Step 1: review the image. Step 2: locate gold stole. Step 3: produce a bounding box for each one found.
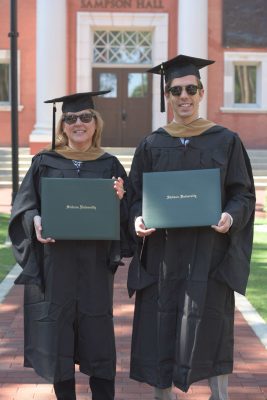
[163,118,216,138]
[54,145,105,161]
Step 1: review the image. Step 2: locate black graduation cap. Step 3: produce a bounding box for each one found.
[44,90,110,149]
[147,54,215,112]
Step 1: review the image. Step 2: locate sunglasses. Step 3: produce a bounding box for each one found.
[168,84,202,97]
[63,113,95,125]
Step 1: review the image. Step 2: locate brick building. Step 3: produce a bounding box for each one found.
[0,0,267,153]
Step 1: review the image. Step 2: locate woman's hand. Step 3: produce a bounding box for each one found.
[211,212,233,234]
[113,177,126,200]
[135,216,156,237]
[33,215,55,243]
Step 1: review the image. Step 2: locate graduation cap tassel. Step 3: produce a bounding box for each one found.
[160,64,165,113]
[52,102,56,150]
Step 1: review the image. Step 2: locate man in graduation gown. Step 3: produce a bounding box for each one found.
[9,91,130,400]
[127,55,255,400]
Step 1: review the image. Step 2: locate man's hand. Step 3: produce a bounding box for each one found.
[211,212,233,234]
[33,215,55,243]
[135,216,156,237]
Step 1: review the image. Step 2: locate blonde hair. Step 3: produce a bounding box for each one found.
[54,109,104,149]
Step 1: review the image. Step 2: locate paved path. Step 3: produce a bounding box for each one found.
[0,188,13,215]
[0,259,267,400]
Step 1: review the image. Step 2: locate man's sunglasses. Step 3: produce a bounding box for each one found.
[63,113,95,125]
[168,84,202,97]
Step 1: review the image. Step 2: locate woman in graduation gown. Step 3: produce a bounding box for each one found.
[9,91,130,400]
[127,56,256,400]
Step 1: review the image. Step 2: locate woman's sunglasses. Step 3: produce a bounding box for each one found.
[63,113,95,125]
[168,84,202,97]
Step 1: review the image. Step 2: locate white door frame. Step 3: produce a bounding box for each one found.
[77,11,168,131]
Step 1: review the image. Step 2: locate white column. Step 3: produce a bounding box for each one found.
[30,0,67,144]
[178,0,209,118]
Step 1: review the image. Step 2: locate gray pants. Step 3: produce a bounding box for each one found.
[208,375,229,400]
[154,387,174,400]
[154,375,229,400]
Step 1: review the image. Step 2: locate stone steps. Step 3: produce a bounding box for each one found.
[0,147,134,187]
[0,147,267,188]
[247,150,267,184]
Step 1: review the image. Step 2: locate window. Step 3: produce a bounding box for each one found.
[0,59,10,104]
[223,0,267,48]
[128,73,148,98]
[0,49,22,111]
[93,30,152,65]
[234,65,256,104]
[222,52,267,113]
[98,73,117,97]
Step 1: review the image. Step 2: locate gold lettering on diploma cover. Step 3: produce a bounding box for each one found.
[66,205,97,210]
[165,194,198,200]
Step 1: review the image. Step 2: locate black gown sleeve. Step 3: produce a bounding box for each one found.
[127,140,158,296]
[214,133,256,294]
[8,155,45,289]
[127,140,152,242]
[110,157,133,259]
[223,134,256,232]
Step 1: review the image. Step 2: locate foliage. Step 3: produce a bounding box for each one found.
[0,213,15,282]
[246,229,267,322]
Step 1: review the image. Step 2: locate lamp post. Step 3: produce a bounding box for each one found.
[8,0,19,205]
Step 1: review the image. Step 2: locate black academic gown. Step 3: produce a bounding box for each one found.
[9,150,130,383]
[127,125,255,392]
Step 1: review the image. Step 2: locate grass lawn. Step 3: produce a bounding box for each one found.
[246,225,267,322]
[0,213,16,282]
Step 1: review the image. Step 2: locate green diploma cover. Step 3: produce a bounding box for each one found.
[142,169,221,228]
[41,178,120,240]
